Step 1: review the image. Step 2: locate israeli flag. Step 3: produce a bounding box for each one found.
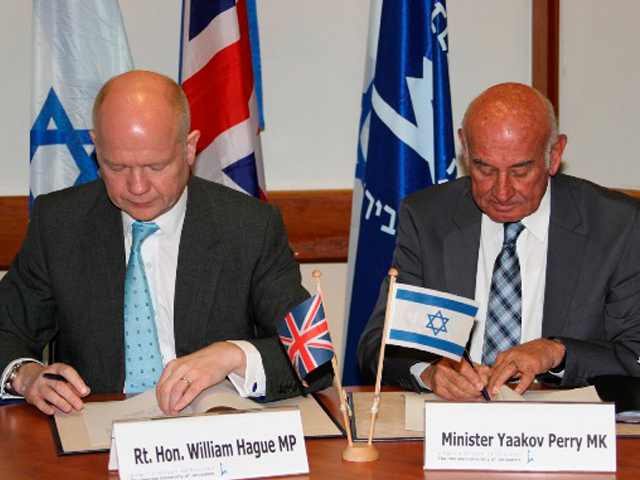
[387,283,478,362]
[30,0,133,204]
[343,0,457,384]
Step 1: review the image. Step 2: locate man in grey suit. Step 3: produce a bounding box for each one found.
[0,71,330,415]
[358,83,640,400]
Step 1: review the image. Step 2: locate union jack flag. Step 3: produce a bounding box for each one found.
[179,0,266,199]
[278,295,335,383]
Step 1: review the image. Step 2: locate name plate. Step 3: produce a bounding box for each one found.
[423,402,616,472]
[109,407,308,480]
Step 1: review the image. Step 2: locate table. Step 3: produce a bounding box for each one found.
[1,388,639,480]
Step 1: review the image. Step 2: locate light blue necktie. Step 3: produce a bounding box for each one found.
[482,222,525,366]
[124,221,162,393]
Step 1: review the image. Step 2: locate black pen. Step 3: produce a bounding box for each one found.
[43,373,68,382]
[462,351,491,401]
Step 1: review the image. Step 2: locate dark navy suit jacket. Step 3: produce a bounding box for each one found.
[358,174,640,391]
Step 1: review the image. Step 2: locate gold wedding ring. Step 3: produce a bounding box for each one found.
[180,377,190,385]
[509,360,519,371]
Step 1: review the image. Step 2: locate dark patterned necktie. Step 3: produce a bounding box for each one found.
[124,221,162,393]
[482,221,525,366]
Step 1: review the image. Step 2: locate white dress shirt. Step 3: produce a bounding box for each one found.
[1,187,267,399]
[469,182,550,363]
[411,182,551,384]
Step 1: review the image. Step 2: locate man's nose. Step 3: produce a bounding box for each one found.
[128,171,151,195]
[494,173,515,203]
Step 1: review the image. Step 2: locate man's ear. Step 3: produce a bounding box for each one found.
[548,134,567,176]
[458,128,469,166]
[90,130,101,164]
[186,130,201,168]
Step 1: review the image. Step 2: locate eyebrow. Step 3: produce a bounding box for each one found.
[472,159,535,169]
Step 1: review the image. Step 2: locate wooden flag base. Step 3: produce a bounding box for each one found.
[341,444,379,463]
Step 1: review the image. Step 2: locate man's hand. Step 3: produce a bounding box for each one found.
[156,341,247,416]
[487,338,566,396]
[420,357,490,400]
[14,363,90,415]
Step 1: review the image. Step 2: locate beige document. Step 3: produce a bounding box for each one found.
[53,380,342,454]
[404,385,602,432]
[350,386,627,441]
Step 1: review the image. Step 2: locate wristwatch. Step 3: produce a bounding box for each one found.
[548,337,567,374]
[3,360,31,395]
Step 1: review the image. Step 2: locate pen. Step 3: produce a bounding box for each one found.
[43,373,68,382]
[462,351,491,402]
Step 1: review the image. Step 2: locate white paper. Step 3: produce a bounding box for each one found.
[406,386,602,432]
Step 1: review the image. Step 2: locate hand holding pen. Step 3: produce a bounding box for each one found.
[462,351,491,401]
[12,363,90,415]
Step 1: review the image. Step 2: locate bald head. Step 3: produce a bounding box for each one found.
[461,83,558,163]
[92,70,191,143]
[89,70,200,221]
[458,82,567,223]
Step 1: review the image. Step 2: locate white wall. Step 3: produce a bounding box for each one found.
[5,0,640,369]
[448,0,532,170]
[559,0,640,190]
[0,0,531,196]
[0,1,31,196]
[0,0,533,357]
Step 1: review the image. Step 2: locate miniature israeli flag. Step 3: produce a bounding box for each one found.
[386,283,479,362]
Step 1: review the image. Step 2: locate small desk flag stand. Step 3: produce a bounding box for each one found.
[313,270,378,462]
[366,268,399,460]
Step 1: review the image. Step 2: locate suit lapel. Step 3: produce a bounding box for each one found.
[542,175,587,337]
[444,188,482,299]
[82,182,126,389]
[174,178,223,356]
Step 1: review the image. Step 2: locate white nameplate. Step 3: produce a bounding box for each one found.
[424,402,616,472]
[109,407,308,480]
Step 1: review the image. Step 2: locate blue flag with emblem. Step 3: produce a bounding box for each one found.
[343,0,457,384]
[30,0,133,206]
[386,283,478,362]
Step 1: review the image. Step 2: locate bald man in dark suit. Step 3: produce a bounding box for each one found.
[0,71,330,415]
[358,83,640,400]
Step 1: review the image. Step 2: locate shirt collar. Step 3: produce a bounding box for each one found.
[122,186,188,242]
[481,179,551,243]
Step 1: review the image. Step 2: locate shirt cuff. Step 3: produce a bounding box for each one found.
[410,361,432,390]
[547,368,565,379]
[226,340,266,398]
[1,358,44,399]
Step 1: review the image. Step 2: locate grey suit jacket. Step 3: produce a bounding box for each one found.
[0,176,331,400]
[358,174,640,391]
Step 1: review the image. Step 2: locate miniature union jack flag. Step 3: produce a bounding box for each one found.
[278,295,335,383]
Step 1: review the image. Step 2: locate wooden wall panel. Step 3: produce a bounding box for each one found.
[532,0,560,116]
[0,197,29,270]
[3,187,640,270]
[268,190,352,263]
[0,191,354,270]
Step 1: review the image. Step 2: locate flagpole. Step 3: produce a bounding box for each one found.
[367,268,398,447]
[313,270,378,462]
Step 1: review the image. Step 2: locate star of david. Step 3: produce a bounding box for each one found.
[426,310,449,336]
[30,87,99,186]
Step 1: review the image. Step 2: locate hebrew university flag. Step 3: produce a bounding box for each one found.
[343,0,457,384]
[387,284,478,362]
[30,0,133,205]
